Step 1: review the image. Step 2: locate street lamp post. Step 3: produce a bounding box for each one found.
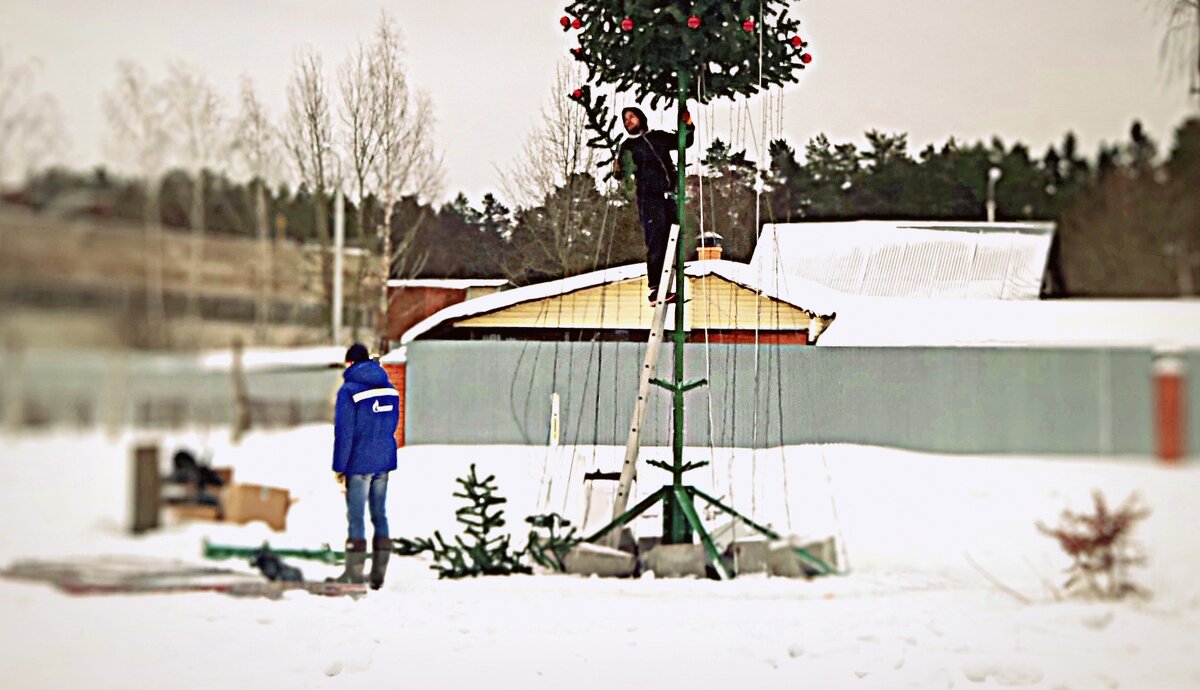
[986,166,1003,223]
[323,147,345,346]
[332,186,344,345]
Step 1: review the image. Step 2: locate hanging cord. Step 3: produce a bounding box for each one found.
[535,71,623,515]
[695,71,719,497]
[571,141,623,516]
[748,0,768,516]
[562,87,629,516]
[772,247,852,571]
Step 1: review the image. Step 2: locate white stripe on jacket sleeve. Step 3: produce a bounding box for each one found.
[351,387,400,403]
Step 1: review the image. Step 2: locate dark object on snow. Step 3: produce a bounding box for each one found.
[251,545,304,583]
[166,449,226,490]
[163,449,226,508]
[525,513,580,572]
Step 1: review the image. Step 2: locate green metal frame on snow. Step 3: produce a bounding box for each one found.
[203,539,345,565]
[583,73,835,579]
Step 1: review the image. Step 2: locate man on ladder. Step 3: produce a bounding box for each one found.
[614,105,695,304]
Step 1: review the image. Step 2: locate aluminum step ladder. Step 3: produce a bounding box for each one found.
[608,222,683,539]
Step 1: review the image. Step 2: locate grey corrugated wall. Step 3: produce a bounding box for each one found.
[405,341,1185,456]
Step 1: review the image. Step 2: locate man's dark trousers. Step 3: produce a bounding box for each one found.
[639,192,675,292]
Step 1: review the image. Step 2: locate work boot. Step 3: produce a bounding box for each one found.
[327,539,367,584]
[369,536,392,591]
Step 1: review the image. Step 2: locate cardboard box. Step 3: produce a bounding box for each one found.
[213,467,234,486]
[221,483,291,532]
[166,504,221,523]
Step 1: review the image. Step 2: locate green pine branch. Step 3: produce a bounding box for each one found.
[568,85,625,182]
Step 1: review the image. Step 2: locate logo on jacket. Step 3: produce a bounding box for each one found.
[372,400,394,413]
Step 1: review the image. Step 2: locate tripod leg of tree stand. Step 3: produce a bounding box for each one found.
[690,487,837,576]
[673,486,732,580]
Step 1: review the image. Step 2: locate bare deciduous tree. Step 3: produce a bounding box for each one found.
[503,62,595,209]
[337,39,382,232]
[337,34,386,340]
[500,61,616,282]
[368,12,442,346]
[233,76,280,339]
[165,61,226,319]
[103,60,171,347]
[282,46,337,310]
[1154,0,1200,103]
[0,49,67,185]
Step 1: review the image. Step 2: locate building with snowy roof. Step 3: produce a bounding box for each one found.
[383,278,509,344]
[750,220,1055,300]
[392,260,839,346]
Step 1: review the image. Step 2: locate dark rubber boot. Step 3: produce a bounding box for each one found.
[327,539,367,584]
[369,536,392,591]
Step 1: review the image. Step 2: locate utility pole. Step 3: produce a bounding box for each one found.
[987,167,1003,223]
[332,186,344,344]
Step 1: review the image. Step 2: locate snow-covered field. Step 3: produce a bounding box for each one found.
[1,426,1198,689]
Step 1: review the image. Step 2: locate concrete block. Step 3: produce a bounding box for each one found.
[641,543,706,578]
[562,542,637,578]
[728,538,772,574]
[766,536,839,578]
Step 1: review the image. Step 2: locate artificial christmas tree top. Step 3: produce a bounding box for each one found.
[563,0,810,107]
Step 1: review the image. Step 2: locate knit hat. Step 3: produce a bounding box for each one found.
[344,343,370,364]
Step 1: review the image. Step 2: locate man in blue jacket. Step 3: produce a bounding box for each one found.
[330,343,399,589]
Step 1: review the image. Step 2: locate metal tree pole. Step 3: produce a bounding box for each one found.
[666,70,692,544]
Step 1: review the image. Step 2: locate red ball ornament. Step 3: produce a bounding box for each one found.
[792,36,804,48]
[571,18,582,29]
[560,16,570,28]
[742,18,755,32]
[687,15,701,30]
[571,88,583,99]
[801,53,813,64]
[621,17,634,31]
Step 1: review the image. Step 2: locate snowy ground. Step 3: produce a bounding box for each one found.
[1,426,1198,689]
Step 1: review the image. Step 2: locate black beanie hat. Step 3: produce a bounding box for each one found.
[344,343,370,364]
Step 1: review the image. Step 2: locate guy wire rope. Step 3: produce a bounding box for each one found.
[695,70,720,501]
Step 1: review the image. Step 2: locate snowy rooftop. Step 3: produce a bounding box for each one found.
[385,260,846,353]
[819,297,1200,349]
[751,221,1055,300]
[197,345,345,372]
[386,278,509,289]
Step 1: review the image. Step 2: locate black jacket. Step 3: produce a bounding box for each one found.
[617,107,695,197]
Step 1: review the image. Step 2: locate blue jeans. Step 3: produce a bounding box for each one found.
[345,472,389,541]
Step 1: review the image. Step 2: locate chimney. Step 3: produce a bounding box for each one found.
[696,231,723,260]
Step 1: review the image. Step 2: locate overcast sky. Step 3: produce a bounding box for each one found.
[2,0,1196,205]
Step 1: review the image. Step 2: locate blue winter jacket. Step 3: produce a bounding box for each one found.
[332,360,400,475]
